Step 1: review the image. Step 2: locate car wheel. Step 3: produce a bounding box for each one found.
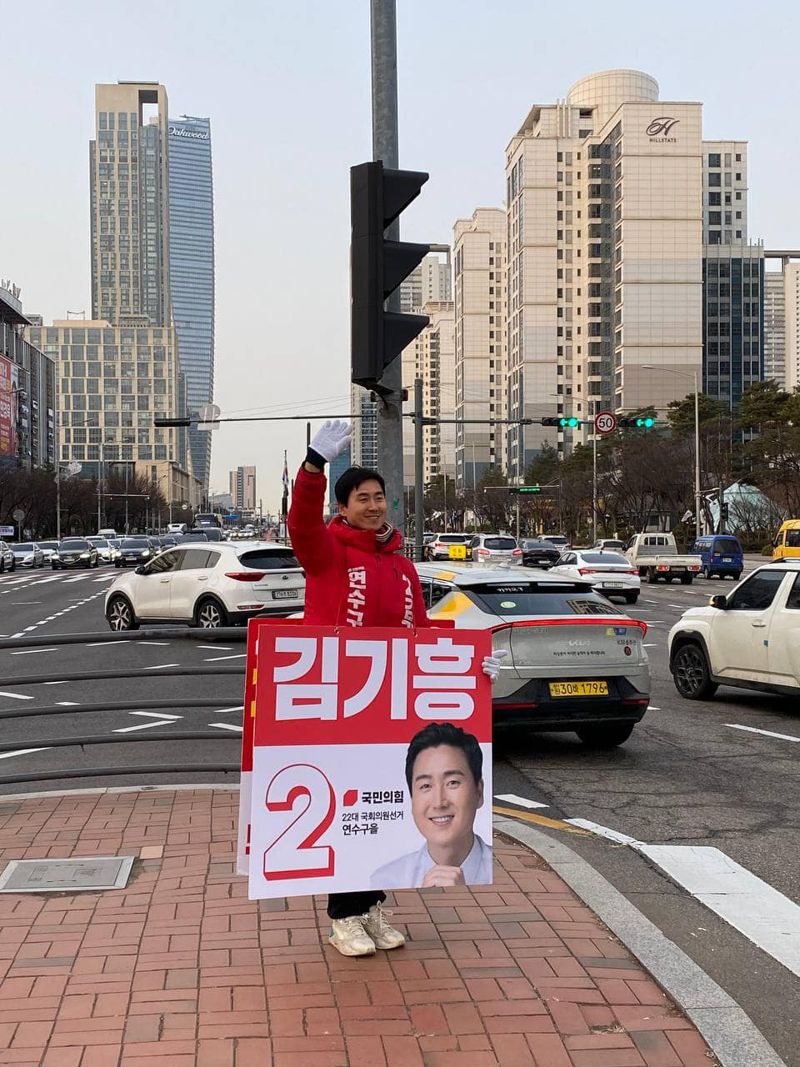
[732,572,742,581]
[106,595,139,631]
[0,558,4,574]
[646,569,659,584]
[94,557,99,568]
[9,559,15,572]
[680,574,693,585]
[195,597,229,629]
[672,642,718,700]
[624,592,639,604]
[576,723,635,748]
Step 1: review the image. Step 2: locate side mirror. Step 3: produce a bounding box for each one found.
[134,565,149,576]
[709,594,727,610]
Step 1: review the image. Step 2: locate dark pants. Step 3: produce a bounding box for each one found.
[327,890,385,920]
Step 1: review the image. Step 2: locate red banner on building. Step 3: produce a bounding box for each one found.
[0,355,16,459]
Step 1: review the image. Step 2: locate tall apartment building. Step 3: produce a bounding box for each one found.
[784,262,800,391]
[701,142,763,405]
[229,465,256,512]
[350,253,451,469]
[453,209,507,490]
[91,82,172,326]
[168,115,215,492]
[763,270,786,385]
[504,70,705,477]
[402,301,456,487]
[400,253,452,314]
[0,285,56,471]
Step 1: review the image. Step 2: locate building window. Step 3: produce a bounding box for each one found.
[708,153,721,168]
[708,173,721,187]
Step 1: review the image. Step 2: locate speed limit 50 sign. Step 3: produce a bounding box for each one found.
[594,411,617,435]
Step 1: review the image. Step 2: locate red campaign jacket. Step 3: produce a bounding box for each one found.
[287,465,429,628]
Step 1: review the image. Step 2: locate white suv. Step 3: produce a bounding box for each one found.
[669,562,800,700]
[104,542,305,630]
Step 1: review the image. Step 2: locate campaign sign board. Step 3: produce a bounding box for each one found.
[244,624,492,899]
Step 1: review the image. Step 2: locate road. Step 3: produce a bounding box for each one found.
[0,558,798,1063]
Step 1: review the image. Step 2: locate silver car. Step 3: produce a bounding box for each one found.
[11,542,45,568]
[416,564,650,747]
[468,534,523,566]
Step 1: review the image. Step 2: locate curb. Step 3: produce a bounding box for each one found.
[493,815,787,1067]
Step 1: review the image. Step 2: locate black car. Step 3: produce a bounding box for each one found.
[52,538,99,569]
[520,539,561,569]
[176,531,210,544]
[115,536,156,567]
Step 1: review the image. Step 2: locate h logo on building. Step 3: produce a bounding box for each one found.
[645,117,680,140]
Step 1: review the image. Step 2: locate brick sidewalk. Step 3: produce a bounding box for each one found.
[0,788,717,1067]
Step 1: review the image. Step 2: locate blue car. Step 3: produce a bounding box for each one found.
[690,534,743,580]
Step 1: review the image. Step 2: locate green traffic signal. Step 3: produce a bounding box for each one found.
[517,485,542,494]
[558,416,580,428]
[635,417,655,428]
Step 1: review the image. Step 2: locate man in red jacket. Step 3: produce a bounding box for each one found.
[288,420,504,957]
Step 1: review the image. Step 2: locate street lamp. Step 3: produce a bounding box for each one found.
[641,365,701,541]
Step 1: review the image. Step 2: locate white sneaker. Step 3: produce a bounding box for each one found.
[362,903,405,950]
[329,915,376,957]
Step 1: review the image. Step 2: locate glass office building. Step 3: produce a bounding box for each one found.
[168,116,215,493]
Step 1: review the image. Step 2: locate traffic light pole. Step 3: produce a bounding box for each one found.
[370,0,405,533]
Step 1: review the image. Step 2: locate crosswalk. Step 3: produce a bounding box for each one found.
[0,570,116,591]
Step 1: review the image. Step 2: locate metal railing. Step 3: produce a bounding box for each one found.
[0,626,247,787]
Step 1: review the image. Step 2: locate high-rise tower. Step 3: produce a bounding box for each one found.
[168,115,215,493]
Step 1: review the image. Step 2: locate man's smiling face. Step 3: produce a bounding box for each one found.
[409,744,484,863]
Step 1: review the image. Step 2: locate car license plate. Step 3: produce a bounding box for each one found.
[272,589,299,600]
[604,582,623,588]
[723,557,732,562]
[448,545,467,560]
[549,680,609,697]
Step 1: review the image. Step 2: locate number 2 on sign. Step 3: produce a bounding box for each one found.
[262,764,336,881]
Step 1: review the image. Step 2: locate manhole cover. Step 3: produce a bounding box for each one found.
[0,856,134,893]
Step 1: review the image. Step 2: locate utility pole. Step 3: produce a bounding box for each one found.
[370,0,404,533]
[413,377,424,561]
[592,432,597,545]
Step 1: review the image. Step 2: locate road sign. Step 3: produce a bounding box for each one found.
[594,411,617,435]
[11,508,25,522]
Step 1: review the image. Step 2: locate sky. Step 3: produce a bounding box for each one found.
[3,0,800,514]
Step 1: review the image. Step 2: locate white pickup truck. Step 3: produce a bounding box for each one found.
[625,532,702,585]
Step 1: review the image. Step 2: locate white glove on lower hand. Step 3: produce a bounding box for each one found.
[309,420,352,463]
[482,649,508,684]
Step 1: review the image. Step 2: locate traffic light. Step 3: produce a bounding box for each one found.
[350,161,431,395]
[618,415,656,429]
[510,485,542,495]
[541,417,582,428]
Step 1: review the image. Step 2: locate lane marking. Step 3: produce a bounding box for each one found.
[85,640,131,647]
[143,663,180,670]
[724,723,800,744]
[63,575,95,583]
[214,705,244,714]
[203,653,246,662]
[208,722,243,732]
[637,844,800,979]
[0,692,34,701]
[566,818,643,846]
[494,793,549,810]
[10,648,58,656]
[138,641,170,646]
[114,712,182,733]
[491,804,588,834]
[129,711,182,720]
[56,701,80,706]
[197,645,232,651]
[0,747,50,760]
[647,706,661,711]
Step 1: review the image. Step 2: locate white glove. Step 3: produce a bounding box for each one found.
[309,419,352,463]
[482,649,508,684]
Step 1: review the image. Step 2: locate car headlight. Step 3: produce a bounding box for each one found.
[80,552,90,558]
[141,550,151,557]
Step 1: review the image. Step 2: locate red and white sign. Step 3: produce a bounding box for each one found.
[240,623,493,899]
[594,411,617,435]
